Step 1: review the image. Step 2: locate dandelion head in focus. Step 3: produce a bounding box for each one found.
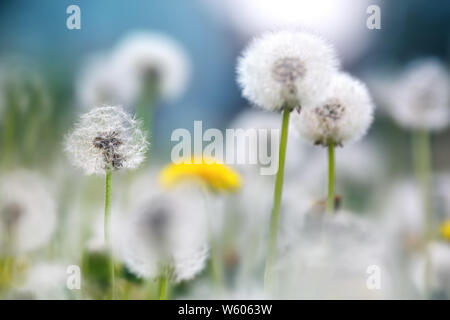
[120,185,209,283]
[292,73,374,146]
[64,106,149,175]
[440,221,450,241]
[159,157,242,193]
[388,58,450,131]
[0,171,57,255]
[237,30,339,112]
[111,31,191,102]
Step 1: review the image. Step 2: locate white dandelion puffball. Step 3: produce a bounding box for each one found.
[119,185,209,283]
[111,31,191,101]
[292,73,374,146]
[76,53,137,110]
[65,106,149,175]
[237,30,339,112]
[0,171,57,255]
[388,58,450,131]
[15,263,69,300]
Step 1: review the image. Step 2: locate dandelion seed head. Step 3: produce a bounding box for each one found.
[119,180,208,283]
[14,262,68,300]
[292,73,374,146]
[237,30,339,112]
[65,106,148,175]
[388,58,450,131]
[111,31,191,101]
[0,171,57,255]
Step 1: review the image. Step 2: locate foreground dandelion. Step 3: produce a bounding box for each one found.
[65,106,148,298]
[237,30,339,290]
[292,73,374,213]
[111,32,191,135]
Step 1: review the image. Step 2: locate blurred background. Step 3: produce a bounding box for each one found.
[1,0,450,300]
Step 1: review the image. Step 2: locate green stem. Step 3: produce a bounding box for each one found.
[411,129,432,297]
[104,168,115,299]
[136,77,158,140]
[327,140,336,214]
[264,107,291,292]
[158,274,168,300]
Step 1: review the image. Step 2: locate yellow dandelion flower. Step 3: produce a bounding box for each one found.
[440,220,450,241]
[159,157,242,193]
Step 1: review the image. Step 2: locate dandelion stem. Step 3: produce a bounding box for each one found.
[327,139,336,214]
[104,167,115,299]
[158,274,168,300]
[412,129,432,297]
[264,107,290,292]
[136,76,158,139]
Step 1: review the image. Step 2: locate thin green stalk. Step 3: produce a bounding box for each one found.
[327,140,336,214]
[136,76,158,139]
[411,129,432,297]
[158,274,168,300]
[264,107,291,292]
[104,168,115,299]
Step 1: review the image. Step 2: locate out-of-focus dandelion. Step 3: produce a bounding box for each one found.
[65,105,148,299]
[0,170,56,290]
[237,30,339,290]
[292,72,374,214]
[12,262,69,300]
[160,157,241,290]
[0,170,57,255]
[440,221,450,241]
[76,53,136,110]
[387,59,450,132]
[386,58,450,296]
[111,32,191,135]
[120,183,208,300]
[159,157,242,193]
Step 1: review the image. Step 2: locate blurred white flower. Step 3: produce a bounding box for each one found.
[383,181,425,242]
[119,179,208,283]
[75,53,137,110]
[292,73,375,146]
[111,31,191,102]
[276,211,391,299]
[65,106,148,175]
[0,170,57,255]
[429,242,450,296]
[387,58,450,131]
[237,30,339,112]
[15,262,69,300]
